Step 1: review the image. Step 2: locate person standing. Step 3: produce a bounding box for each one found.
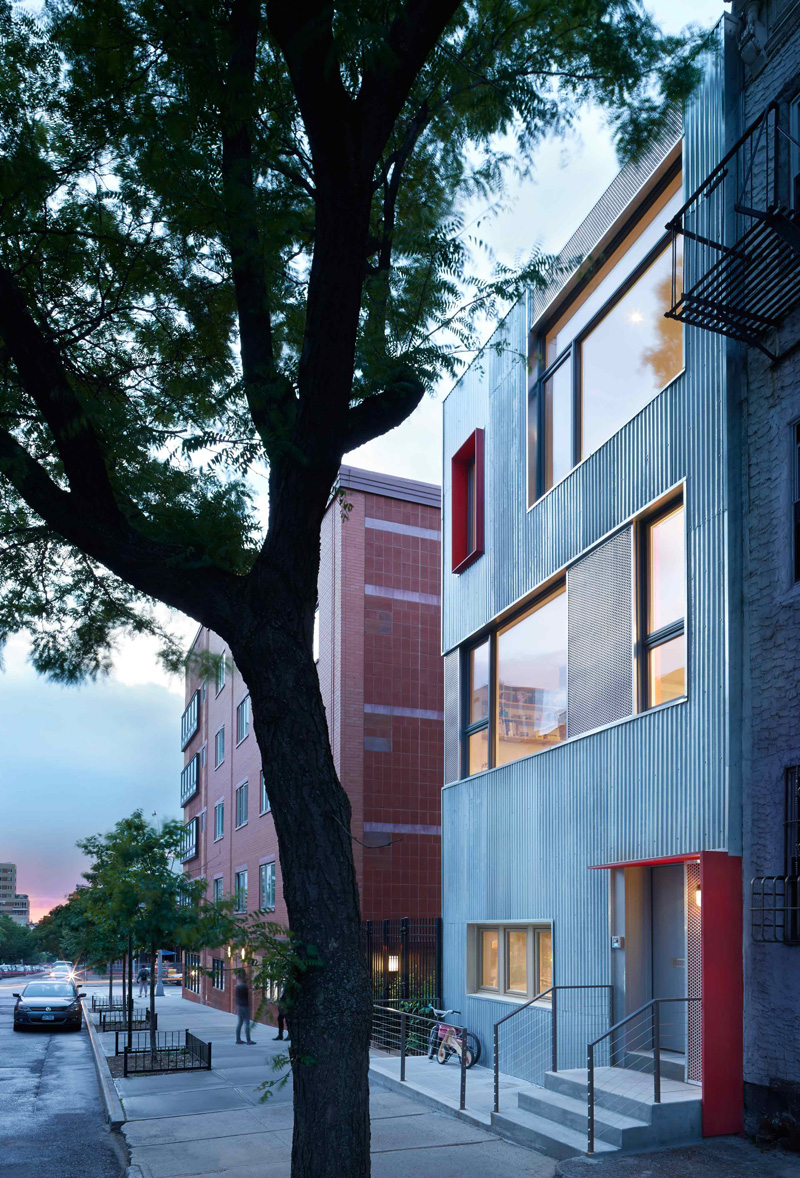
[137,965,150,997]
[235,969,256,1045]
[273,981,290,1042]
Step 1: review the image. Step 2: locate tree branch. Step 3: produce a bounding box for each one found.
[344,374,425,452]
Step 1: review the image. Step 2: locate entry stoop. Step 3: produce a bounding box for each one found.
[491,1067,702,1160]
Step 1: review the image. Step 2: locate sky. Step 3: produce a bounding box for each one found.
[0,0,725,922]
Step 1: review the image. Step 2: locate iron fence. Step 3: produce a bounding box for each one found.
[122,1028,212,1076]
[99,1007,157,1033]
[362,917,442,1004]
[91,995,126,1012]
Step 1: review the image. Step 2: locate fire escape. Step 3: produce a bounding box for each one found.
[666,102,800,361]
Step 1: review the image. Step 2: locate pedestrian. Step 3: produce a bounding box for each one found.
[235,969,256,1045]
[273,981,290,1042]
[137,965,150,997]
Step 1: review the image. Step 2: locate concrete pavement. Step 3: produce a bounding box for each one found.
[96,986,556,1178]
[0,976,125,1178]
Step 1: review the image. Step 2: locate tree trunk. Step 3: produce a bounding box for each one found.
[230,582,372,1178]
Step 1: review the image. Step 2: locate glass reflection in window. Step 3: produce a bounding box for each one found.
[581,238,683,459]
[507,929,528,993]
[648,505,684,632]
[544,358,573,491]
[470,641,490,724]
[496,587,567,766]
[481,929,498,988]
[468,729,489,776]
[537,929,553,992]
[649,633,685,705]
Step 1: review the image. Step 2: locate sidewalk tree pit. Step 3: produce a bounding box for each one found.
[0,1,707,1173]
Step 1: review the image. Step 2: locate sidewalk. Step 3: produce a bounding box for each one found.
[88,985,555,1178]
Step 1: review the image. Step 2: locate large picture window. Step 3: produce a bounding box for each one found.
[496,587,567,764]
[471,923,553,1001]
[640,499,686,708]
[528,178,683,506]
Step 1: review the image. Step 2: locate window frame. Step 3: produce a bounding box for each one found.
[461,579,566,777]
[235,781,249,829]
[211,958,226,990]
[214,726,225,768]
[215,654,226,695]
[637,495,687,711]
[234,869,248,913]
[260,770,271,815]
[470,922,553,1002]
[236,696,250,745]
[528,168,683,509]
[451,428,485,573]
[214,802,224,841]
[259,861,276,912]
[212,876,224,904]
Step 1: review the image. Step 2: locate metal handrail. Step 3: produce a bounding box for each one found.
[587,996,701,1154]
[493,984,612,1113]
[371,1003,471,1111]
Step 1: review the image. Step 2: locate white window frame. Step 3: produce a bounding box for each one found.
[212,876,224,904]
[235,781,248,829]
[214,726,225,768]
[214,802,224,841]
[259,861,276,911]
[211,957,226,990]
[234,870,248,913]
[215,654,226,695]
[260,770,270,815]
[236,696,250,744]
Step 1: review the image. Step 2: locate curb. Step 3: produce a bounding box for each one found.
[83,1001,126,1129]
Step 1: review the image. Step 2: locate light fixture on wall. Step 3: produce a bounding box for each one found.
[388,955,399,973]
[695,886,702,908]
[227,945,232,958]
[240,948,246,961]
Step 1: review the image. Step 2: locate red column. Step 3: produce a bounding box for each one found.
[700,851,743,1136]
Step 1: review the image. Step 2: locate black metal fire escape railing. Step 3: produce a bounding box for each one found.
[666,102,800,360]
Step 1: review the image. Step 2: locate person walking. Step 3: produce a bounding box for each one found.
[137,965,150,997]
[273,981,290,1042]
[235,969,256,1045]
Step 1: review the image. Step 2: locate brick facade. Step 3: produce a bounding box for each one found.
[180,467,442,1015]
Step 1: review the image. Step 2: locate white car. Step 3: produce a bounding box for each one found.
[48,961,75,979]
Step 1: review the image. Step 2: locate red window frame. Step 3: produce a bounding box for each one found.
[451,428,484,574]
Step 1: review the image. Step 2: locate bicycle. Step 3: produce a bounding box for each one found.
[425,1007,481,1068]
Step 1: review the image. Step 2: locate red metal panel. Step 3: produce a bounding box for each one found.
[700,851,744,1136]
[451,428,484,573]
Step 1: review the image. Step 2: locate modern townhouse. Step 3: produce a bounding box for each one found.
[440,4,800,1158]
[180,466,444,1013]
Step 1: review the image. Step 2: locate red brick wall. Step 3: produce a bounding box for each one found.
[180,474,443,1008]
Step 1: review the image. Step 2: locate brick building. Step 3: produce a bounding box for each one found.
[180,466,443,1012]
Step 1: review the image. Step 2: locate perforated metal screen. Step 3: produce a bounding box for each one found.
[444,650,461,784]
[685,860,702,1085]
[567,527,634,737]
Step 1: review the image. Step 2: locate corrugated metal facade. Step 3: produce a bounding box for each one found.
[441,38,731,1059]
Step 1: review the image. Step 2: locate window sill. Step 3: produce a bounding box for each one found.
[213,835,224,843]
[453,548,483,576]
[259,808,272,817]
[467,991,552,1009]
[235,734,249,747]
[214,761,224,770]
[235,821,248,830]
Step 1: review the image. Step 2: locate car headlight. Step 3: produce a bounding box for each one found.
[17,1005,29,1012]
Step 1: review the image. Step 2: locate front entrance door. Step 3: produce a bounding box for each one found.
[651,864,686,1053]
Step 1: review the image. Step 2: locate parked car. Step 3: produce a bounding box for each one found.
[12,980,84,1031]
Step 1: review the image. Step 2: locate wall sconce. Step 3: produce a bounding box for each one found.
[240,948,246,961]
[388,955,399,973]
[695,886,702,908]
[227,945,232,958]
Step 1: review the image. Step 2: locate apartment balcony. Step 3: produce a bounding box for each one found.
[666,103,800,360]
[180,689,200,750]
[181,817,199,863]
[180,753,200,807]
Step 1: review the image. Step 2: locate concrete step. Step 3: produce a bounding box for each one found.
[517,1085,651,1149]
[543,1068,702,1144]
[491,1104,617,1160]
[624,1050,686,1082]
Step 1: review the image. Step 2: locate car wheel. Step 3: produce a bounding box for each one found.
[13,1024,23,1032]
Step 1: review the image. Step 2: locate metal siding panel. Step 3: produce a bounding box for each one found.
[441,34,731,1070]
[443,651,460,785]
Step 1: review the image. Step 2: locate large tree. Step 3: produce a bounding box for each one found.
[0,2,704,1173]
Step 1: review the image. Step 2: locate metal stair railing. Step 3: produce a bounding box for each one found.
[586,996,702,1154]
[493,984,612,1113]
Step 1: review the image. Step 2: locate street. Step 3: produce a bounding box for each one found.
[0,976,125,1178]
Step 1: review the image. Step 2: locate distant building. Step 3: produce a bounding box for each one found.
[0,864,30,926]
[179,467,443,1013]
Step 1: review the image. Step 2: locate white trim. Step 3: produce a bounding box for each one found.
[365,517,441,541]
[366,584,440,606]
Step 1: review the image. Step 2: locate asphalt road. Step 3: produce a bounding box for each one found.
[0,977,126,1178]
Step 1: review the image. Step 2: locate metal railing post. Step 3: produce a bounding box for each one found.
[400,918,410,1001]
[587,1043,595,1155]
[493,1024,500,1113]
[400,1012,407,1083]
[123,1046,129,1078]
[653,1002,661,1104]
[551,987,558,1072]
[460,1027,467,1111]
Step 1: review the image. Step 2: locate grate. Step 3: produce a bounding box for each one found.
[567,527,633,737]
[685,860,702,1084]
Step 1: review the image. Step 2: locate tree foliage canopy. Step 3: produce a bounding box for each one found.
[0,0,708,674]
